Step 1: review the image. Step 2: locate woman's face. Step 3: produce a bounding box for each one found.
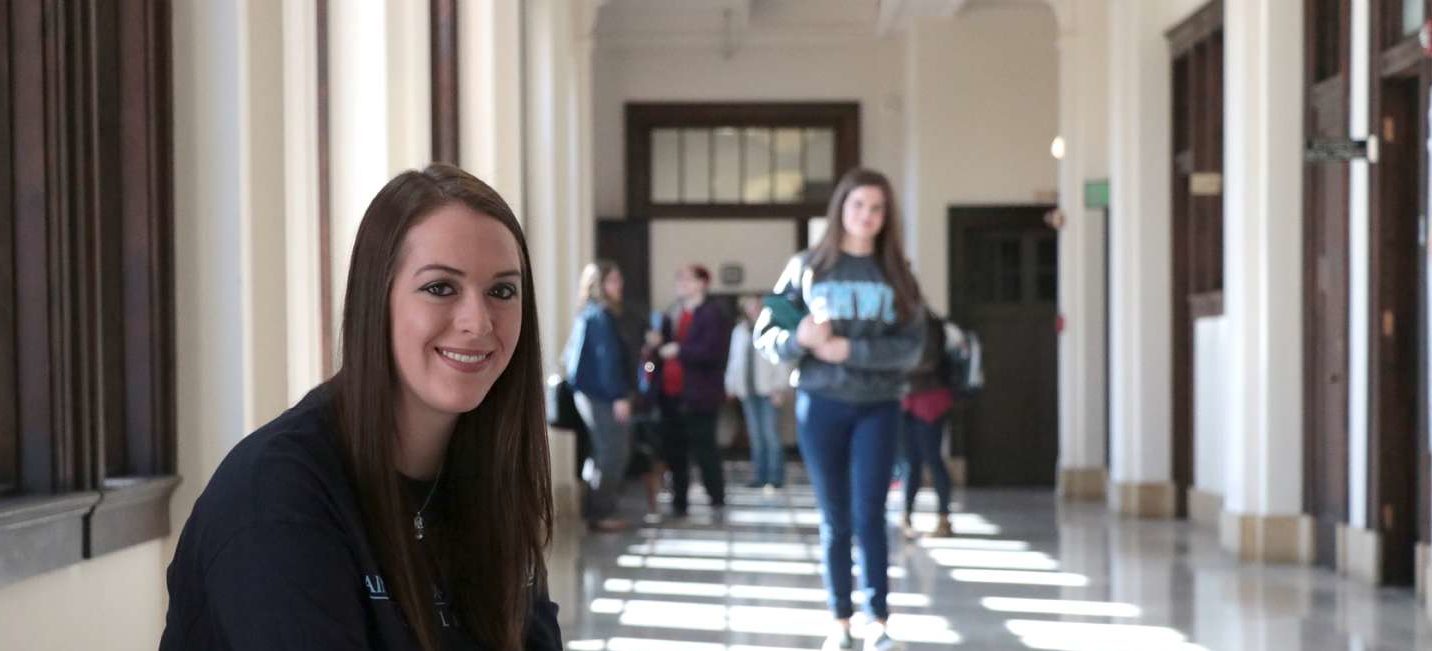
[741,296,762,321]
[840,184,887,245]
[603,268,624,303]
[389,203,524,424]
[673,268,697,301]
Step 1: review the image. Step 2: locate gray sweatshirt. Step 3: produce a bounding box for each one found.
[754,251,925,404]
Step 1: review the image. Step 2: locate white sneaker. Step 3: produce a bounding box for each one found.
[863,625,897,651]
[821,629,854,651]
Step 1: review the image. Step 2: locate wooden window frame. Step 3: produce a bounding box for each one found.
[0,0,177,587]
[625,102,860,224]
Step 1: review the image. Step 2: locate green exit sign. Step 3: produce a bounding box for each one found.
[1084,179,1109,209]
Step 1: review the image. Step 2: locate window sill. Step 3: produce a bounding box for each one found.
[0,475,179,588]
[0,492,100,586]
[89,475,181,558]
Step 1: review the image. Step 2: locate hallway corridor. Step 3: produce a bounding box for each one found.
[554,466,1432,651]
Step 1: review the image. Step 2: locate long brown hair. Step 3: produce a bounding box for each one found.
[576,259,622,314]
[808,167,922,322]
[330,163,552,650]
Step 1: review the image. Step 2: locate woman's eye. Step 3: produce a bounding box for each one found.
[422,282,456,297]
[489,283,518,300]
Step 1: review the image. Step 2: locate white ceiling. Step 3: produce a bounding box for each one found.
[593,0,976,51]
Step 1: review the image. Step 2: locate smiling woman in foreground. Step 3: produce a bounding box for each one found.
[160,164,561,650]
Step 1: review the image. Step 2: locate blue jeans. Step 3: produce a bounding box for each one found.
[741,395,784,486]
[901,412,952,515]
[796,391,898,621]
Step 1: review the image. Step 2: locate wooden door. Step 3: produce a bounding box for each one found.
[1370,71,1422,586]
[1169,4,1224,519]
[949,206,1059,486]
[1306,78,1351,569]
[596,219,652,317]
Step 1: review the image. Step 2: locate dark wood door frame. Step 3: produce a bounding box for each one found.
[948,205,1059,487]
[1303,0,1352,570]
[1167,1,1223,520]
[1367,3,1429,585]
[430,0,460,165]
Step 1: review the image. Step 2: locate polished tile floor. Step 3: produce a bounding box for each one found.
[547,464,1432,650]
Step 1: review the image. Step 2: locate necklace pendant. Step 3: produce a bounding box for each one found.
[414,513,426,540]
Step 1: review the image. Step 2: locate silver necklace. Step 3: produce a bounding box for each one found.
[413,463,444,541]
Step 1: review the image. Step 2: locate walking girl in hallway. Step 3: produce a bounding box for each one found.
[755,168,925,651]
[899,306,958,539]
[563,260,636,533]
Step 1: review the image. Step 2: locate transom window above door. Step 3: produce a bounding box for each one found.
[649,126,837,205]
[627,103,860,219]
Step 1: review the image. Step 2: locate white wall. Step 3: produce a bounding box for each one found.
[1054,0,1111,477]
[593,4,1060,315]
[906,4,1059,313]
[1104,0,1211,491]
[649,219,797,308]
[593,28,906,221]
[1194,317,1225,496]
[0,540,169,649]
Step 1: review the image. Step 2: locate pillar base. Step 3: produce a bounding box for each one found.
[547,427,583,522]
[1416,543,1429,601]
[1058,467,1107,501]
[1419,543,1432,621]
[1335,525,1382,585]
[1187,488,1222,530]
[1219,511,1313,564]
[1111,481,1176,519]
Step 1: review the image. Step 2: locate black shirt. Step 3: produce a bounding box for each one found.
[160,387,563,650]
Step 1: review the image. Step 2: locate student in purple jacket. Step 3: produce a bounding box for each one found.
[649,264,731,518]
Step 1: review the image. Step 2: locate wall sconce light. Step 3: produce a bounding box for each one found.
[1049,136,1066,160]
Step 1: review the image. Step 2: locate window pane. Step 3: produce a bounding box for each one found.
[651,129,681,203]
[1314,0,1341,81]
[803,128,836,202]
[712,128,741,203]
[1036,236,1057,302]
[772,128,804,203]
[1404,0,1425,35]
[998,238,1021,302]
[682,129,711,203]
[743,128,772,203]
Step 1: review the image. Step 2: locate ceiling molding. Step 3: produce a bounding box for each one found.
[875,0,970,36]
[597,0,874,47]
[595,25,885,55]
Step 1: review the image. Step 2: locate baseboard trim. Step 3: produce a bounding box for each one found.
[1421,543,1432,622]
[1415,543,1428,601]
[547,427,583,522]
[1219,511,1313,564]
[1187,488,1222,530]
[1058,467,1107,502]
[1336,525,1382,585]
[1112,481,1176,519]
